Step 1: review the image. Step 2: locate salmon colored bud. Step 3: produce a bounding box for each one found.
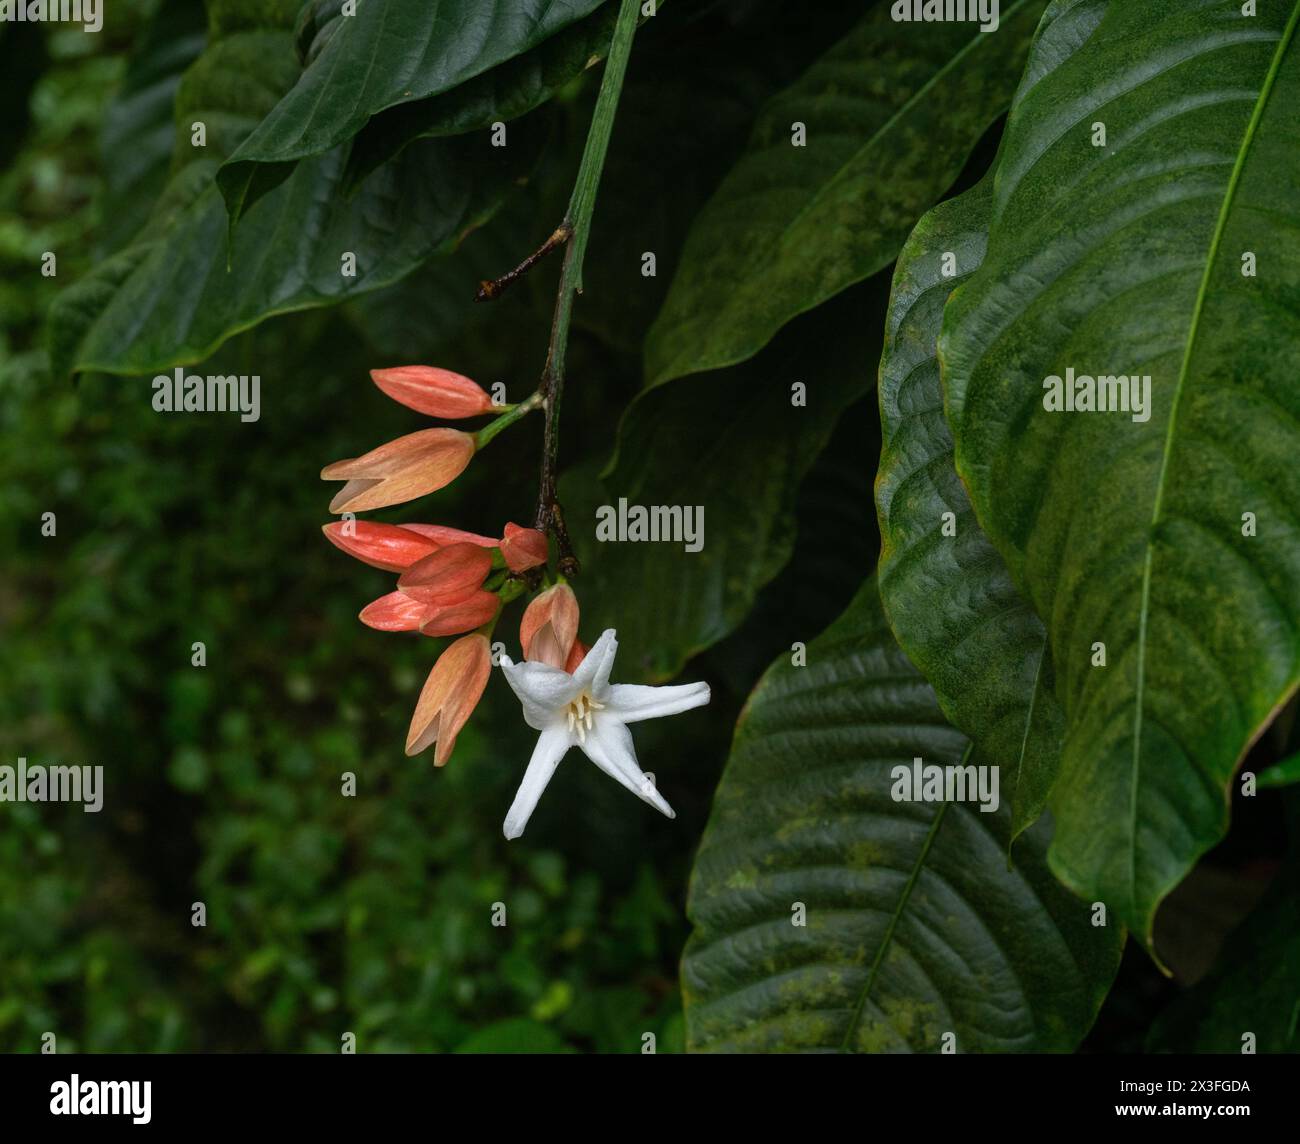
[322,428,475,513]
[359,591,428,632]
[500,522,548,572]
[398,543,493,604]
[418,591,499,637]
[321,521,440,572]
[406,633,492,764]
[527,623,566,669]
[520,583,579,667]
[564,638,588,674]
[371,366,496,419]
[400,523,500,548]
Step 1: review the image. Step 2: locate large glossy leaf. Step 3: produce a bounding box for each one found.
[877,176,1064,840]
[217,0,608,223]
[560,285,879,683]
[940,0,1300,945]
[48,23,540,379]
[341,0,627,195]
[682,577,1121,1052]
[643,0,1049,388]
[873,0,1105,838]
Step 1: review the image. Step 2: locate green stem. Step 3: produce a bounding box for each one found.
[534,0,642,571]
[477,576,530,642]
[473,390,544,450]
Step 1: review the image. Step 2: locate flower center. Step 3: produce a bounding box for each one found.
[565,690,604,743]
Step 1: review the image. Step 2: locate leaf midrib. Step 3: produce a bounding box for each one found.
[837,744,967,1052]
[1128,0,1300,924]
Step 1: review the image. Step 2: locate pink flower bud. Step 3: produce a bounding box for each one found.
[418,591,499,637]
[406,633,493,764]
[400,523,500,548]
[359,591,428,632]
[321,521,440,572]
[500,522,549,572]
[371,366,496,419]
[397,543,493,605]
[322,428,475,513]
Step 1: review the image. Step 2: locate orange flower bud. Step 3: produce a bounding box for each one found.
[519,583,579,668]
[321,520,440,572]
[371,366,496,419]
[406,633,492,764]
[400,523,499,548]
[322,428,475,513]
[500,522,548,572]
[418,591,499,637]
[397,543,493,604]
[359,591,428,631]
[564,638,589,674]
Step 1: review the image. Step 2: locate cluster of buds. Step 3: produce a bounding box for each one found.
[320,365,585,767]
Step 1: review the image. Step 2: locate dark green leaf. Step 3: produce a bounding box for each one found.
[878,175,1064,840]
[49,23,542,379]
[875,0,1102,840]
[343,186,543,363]
[708,402,880,697]
[644,0,1049,388]
[1259,751,1300,790]
[940,0,1300,945]
[218,0,609,223]
[294,0,347,67]
[341,1,625,195]
[682,577,1122,1052]
[561,285,879,682]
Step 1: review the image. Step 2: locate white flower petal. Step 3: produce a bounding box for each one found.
[572,629,618,697]
[604,682,710,724]
[503,725,572,839]
[501,658,582,730]
[581,717,675,820]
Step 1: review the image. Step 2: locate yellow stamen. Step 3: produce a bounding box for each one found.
[566,691,602,743]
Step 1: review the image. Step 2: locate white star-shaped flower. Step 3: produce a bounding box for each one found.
[499,629,710,839]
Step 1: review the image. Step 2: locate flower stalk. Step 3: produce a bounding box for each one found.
[473,389,544,449]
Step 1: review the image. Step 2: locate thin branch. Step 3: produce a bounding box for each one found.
[532,0,643,574]
[475,223,572,302]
